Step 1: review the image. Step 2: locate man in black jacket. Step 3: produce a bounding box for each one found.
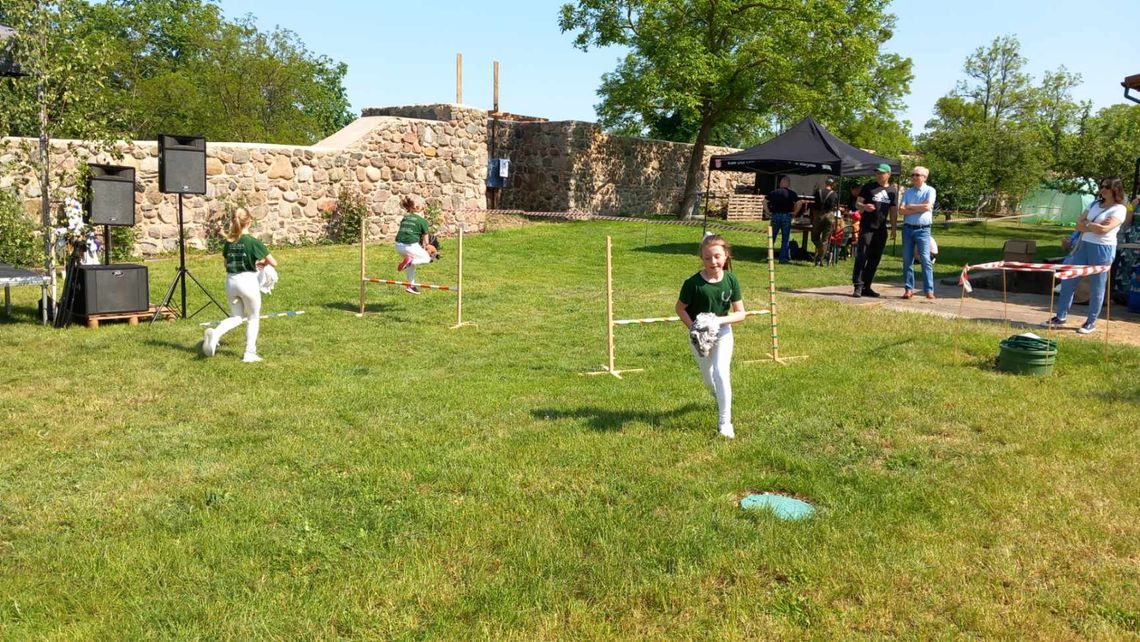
[852,164,897,297]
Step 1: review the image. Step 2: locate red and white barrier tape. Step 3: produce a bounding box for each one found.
[958,261,1111,293]
[480,208,769,235]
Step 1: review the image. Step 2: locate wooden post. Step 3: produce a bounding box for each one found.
[358,214,367,316]
[746,223,806,365]
[450,226,473,330]
[606,235,615,372]
[584,236,639,377]
[493,61,499,112]
[1105,276,1111,362]
[456,53,463,104]
[1001,268,1008,326]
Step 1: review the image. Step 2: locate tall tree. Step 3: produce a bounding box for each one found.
[560,0,912,217]
[916,35,1082,212]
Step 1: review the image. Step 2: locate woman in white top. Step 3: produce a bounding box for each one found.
[1043,177,1127,334]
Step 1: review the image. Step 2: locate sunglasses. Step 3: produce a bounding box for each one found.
[911,173,925,177]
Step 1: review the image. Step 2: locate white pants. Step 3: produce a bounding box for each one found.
[689,325,733,429]
[395,242,431,283]
[215,271,261,356]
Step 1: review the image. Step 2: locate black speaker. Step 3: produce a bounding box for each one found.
[158,134,207,194]
[88,164,136,226]
[73,264,149,315]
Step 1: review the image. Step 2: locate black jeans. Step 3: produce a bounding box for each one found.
[852,226,888,289]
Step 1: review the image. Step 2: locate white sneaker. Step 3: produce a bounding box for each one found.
[718,424,735,439]
[202,328,217,357]
[241,353,263,363]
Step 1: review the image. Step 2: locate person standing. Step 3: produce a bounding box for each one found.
[899,166,937,299]
[675,234,747,439]
[766,176,802,264]
[202,208,277,362]
[811,177,841,266]
[1043,177,1127,334]
[852,163,897,297]
[393,196,433,294]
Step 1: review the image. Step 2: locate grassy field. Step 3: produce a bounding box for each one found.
[1,218,1137,639]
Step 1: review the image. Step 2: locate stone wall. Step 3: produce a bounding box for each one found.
[2,103,749,256]
[490,118,748,216]
[1,106,488,255]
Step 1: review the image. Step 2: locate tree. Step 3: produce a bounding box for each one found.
[0,0,128,292]
[916,35,1086,213]
[1064,104,1140,190]
[560,0,913,217]
[87,0,354,144]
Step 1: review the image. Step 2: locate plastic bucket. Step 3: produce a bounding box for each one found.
[997,337,1057,376]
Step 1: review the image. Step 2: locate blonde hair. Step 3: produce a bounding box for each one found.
[700,234,733,271]
[226,208,253,242]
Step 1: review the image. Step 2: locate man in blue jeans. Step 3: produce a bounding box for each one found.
[899,166,937,299]
[766,176,803,263]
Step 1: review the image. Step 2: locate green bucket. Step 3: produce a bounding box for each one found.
[996,334,1057,376]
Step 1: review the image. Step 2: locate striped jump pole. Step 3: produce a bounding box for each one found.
[745,223,807,366]
[358,220,472,329]
[199,310,305,327]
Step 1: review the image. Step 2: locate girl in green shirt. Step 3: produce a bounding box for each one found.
[675,234,748,438]
[202,208,277,362]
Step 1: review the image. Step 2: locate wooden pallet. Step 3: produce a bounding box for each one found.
[726,194,765,221]
[77,304,176,328]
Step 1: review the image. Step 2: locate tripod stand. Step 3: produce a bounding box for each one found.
[151,193,226,324]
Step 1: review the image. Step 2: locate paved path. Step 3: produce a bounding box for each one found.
[786,280,1140,348]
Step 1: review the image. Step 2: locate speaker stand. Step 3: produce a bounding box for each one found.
[151,194,226,324]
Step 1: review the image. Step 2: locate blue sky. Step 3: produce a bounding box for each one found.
[216,0,1138,135]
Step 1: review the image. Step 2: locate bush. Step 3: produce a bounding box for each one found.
[323,188,366,244]
[109,225,137,261]
[0,190,40,268]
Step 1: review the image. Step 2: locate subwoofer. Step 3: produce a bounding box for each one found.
[88,164,136,226]
[73,264,149,315]
[158,134,207,194]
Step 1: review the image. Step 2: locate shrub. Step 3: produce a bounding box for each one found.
[0,190,40,268]
[323,188,366,244]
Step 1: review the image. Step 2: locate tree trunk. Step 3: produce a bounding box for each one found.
[676,107,715,219]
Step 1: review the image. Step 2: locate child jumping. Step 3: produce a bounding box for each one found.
[202,208,277,362]
[394,196,434,294]
[675,234,748,439]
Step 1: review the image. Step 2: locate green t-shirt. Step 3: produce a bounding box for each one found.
[222,234,269,274]
[395,214,430,245]
[678,271,742,319]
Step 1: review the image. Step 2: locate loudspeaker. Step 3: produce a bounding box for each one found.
[73,264,149,315]
[158,134,207,194]
[88,164,136,226]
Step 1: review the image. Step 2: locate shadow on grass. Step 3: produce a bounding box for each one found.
[532,402,706,432]
[145,338,204,356]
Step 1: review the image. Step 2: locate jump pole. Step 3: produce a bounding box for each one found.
[450,226,474,329]
[358,216,367,316]
[746,223,806,365]
[584,236,639,378]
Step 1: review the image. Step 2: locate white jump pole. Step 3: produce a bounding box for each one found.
[358,214,367,316]
[450,225,473,329]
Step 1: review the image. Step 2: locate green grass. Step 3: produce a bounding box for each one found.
[1,219,1137,639]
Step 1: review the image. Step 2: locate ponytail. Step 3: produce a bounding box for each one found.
[226,208,252,243]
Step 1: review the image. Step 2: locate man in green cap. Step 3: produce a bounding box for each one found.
[852,163,897,297]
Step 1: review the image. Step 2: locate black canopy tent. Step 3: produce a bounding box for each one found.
[707,116,900,177]
[701,117,901,234]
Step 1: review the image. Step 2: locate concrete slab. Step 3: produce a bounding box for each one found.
[786,281,1140,348]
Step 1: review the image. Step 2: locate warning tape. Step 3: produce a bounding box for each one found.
[958,261,1111,293]
[481,208,770,235]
